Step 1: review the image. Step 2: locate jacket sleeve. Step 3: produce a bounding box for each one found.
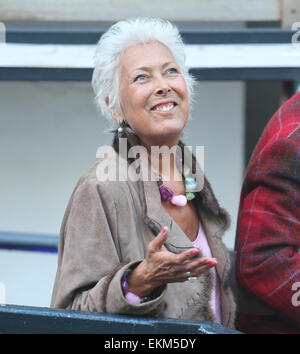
[50,178,166,316]
[236,134,300,323]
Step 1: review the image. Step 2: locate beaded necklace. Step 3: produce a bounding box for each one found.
[157,166,197,207]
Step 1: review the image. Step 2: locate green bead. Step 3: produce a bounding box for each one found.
[186,192,195,201]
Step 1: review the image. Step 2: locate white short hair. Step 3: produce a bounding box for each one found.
[91,17,196,124]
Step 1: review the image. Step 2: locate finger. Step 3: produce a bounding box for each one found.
[159,260,214,284]
[149,226,169,252]
[180,257,217,274]
[176,248,201,264]
[173,253,213,275]
[164,258,218,284]
[176,248,215,265]
[175,266,211,283]
[194,257,217,269]
[191,259,217,275]
[186,256,217,267]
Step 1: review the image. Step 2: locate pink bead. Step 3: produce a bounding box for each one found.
[170,194,187,207]
[125,292,141,304]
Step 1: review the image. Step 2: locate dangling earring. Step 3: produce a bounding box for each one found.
[117,120,127,138]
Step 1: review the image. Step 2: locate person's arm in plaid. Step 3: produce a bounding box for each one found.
[236,124,300,324]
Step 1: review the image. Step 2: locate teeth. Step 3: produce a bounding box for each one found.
[153,103,175,112]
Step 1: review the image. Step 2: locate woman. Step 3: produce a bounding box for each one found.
[51,17,236,328]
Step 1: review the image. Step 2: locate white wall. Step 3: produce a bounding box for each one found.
[0,249,57,307]
[0,80,244,307]
[186,81,245,249]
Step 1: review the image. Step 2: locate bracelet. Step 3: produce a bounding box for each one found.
[121,267,152,304]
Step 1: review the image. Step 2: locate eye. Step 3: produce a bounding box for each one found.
[166,67,178,74]
[134,74,148,82]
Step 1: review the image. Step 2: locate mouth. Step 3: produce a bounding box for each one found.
[150,101,178,114]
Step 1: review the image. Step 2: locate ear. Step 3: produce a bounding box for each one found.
[111,110,123,123]
[105,97,123,123]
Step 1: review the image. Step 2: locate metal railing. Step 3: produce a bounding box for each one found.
[0,231,58,253]
[0,304,241,334]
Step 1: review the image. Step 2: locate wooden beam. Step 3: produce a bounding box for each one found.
[0,0,281,22]
[1,43,300,69]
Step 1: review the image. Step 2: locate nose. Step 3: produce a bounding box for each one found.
[154,75,171,96]
[155,87,171,96]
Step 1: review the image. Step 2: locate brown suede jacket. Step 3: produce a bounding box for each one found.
[51,139,236,328]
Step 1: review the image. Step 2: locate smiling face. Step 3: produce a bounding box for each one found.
[117,40,189,149]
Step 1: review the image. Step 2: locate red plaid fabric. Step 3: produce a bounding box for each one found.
[236,92,300,333]
[237,313,300,334]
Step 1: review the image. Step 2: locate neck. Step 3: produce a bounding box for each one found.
[116,131,184,182]
[145,142,183,183]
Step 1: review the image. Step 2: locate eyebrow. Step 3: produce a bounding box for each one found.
[132,61,177,74]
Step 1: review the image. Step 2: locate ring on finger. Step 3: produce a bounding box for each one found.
[186,271,197,283]
[188,276,197,283]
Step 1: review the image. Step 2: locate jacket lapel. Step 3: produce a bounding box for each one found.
[141,145,197,251]
[141,143,230,284]
[143,178,194,252]
[199,210,230,285]
[142,145,211,250]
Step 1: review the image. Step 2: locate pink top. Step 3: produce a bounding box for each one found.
[192,221,222,324]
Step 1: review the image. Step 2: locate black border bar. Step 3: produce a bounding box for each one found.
[1,67,300,81]
[4,28,298,45]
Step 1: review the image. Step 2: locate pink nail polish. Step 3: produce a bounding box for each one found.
[192,250,199,255]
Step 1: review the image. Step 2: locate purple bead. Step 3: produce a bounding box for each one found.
[159,184,174,201]
[121,277,129,293]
